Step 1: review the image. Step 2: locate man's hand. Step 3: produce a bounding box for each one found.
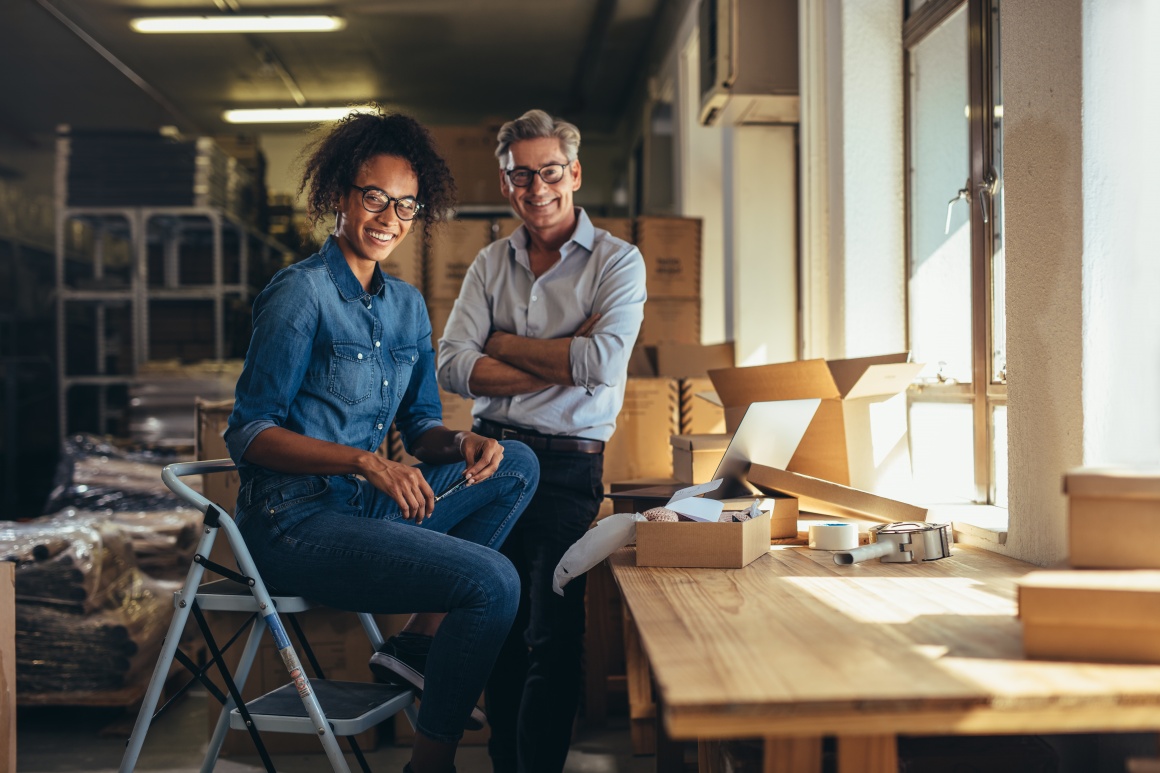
[362,457,436,523]
[458,432,505,484]
[484,329,514,359]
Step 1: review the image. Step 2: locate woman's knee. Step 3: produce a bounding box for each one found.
[498,440,539,490]
[474,549,521,622]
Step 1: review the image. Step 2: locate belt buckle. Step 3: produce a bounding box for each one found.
[500,427,519,441]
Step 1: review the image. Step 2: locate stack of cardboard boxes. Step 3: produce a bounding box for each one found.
[1019,469,1160,663]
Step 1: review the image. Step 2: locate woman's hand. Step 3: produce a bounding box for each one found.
[361,456,436,523]
[458,432,505,485]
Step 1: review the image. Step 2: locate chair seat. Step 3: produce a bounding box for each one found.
[230,680,414,736]
[184,578,315,614]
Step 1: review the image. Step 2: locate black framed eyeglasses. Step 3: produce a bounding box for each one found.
[504,162,570,188]
[349,184,424,220]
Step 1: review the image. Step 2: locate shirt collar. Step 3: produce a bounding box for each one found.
[507,207,594,259]
[321,235,386,301]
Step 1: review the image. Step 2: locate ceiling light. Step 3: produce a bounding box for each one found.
[130,15,346,34]
[222,106,378,124]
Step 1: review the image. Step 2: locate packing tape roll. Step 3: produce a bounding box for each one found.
[808,522,859,551]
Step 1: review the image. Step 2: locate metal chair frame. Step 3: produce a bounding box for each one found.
[118,459,417,772]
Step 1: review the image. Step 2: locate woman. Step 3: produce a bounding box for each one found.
[224,108,538,773]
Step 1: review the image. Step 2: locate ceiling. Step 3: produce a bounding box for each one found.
[1,0,666,161]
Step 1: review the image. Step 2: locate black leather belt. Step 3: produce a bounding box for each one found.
[474,419,605,455]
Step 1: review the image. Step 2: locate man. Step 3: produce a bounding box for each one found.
[436,109,647,773]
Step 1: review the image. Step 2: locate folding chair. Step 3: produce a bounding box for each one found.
[119,459,417,773]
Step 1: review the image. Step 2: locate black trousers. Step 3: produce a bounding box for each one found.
[485,448,604,773]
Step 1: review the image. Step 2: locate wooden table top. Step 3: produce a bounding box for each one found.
[608,544,1160,740]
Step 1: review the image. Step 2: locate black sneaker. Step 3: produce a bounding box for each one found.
[370,635,487,731]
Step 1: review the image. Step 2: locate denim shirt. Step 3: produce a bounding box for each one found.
[225,236,442,483]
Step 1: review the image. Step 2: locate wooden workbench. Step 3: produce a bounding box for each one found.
[608,543,1160,772]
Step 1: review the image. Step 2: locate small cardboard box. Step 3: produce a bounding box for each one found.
[748,464,928,524]
[629,342,733,435]
[1019,570,1160,663]
[1064,468,1160,569]
[425,219,493,299]
[634,216,701,299]
[670,433,731,484]
[708,353,924,493]
[636,512,771,568]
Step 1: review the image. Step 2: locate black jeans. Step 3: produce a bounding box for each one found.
[485,448,604,773]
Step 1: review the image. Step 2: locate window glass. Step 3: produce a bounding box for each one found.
[909,401,976,503]
[908,5,972,385]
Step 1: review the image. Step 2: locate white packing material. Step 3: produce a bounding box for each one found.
[552,512,647,595]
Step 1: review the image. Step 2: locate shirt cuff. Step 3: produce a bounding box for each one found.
[225,419,278,467]
[444,348,487,400]
[569,336,594,395]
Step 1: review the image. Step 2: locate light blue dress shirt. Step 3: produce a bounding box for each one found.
[436,209,646,442]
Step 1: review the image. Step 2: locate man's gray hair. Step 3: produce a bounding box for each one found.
[495,109,581,166]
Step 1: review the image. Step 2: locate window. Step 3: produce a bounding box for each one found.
[904,0,1005,505]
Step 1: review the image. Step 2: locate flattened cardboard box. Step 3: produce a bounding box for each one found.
[709,353,924,494]
[636,511,771,568]
[590,216,634,245]
[425,219,493,299]
[1019,569,1160,663]
[638,299,701,346]
[749,464,927,524]
[1064,467,1160,569]
[603,377,679,482]
[634,216,701,299]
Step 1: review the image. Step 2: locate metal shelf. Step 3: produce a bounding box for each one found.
[55,204,292,437]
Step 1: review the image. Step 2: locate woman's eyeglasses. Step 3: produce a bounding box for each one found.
[349,185,424,221]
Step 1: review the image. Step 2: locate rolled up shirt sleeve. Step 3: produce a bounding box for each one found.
[569,245,647,394]
[436,253,492,399]
[225,273,317,466]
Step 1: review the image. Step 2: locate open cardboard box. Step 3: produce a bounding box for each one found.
[748,463,928,523]
[631,399,819,568]
[707,352,925,494]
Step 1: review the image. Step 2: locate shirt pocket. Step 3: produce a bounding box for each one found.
[328,341,375,404]
[390,345,418,401]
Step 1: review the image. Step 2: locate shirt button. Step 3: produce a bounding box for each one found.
[514,396,521,402]
[357,353,363,360]
[411,355,415,362]
[375,341,381,347]
[377,423,384,430]
[383,379,389,387]
[531,295,538,302]
[366,303,371,309]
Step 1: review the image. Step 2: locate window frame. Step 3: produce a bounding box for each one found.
[903,0,1006,504]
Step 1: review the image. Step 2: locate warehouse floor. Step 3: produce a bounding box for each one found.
[16,689,653,772]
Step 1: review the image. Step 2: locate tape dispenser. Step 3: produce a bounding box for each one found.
[832,521,953,565]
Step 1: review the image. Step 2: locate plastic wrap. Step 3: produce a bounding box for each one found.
[43,434,194,514]
[553,513,646,596]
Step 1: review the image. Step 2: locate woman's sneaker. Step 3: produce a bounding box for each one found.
[369,634,487,731]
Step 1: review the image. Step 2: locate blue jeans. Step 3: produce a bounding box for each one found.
[234,440,539,743]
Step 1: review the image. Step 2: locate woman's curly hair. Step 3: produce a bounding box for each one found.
[298,107,457,251]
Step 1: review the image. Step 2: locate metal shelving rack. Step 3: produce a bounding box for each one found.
[54,205,291,438]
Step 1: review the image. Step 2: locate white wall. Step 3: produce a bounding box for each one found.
[1002,0,1085,565]
[1082,0,1160,466]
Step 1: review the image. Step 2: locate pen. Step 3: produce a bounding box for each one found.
[434,476,470,503]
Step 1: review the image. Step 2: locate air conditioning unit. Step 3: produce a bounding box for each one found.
[699,0,799,126]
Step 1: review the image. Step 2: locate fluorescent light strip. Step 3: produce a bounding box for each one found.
[223,106,378,124]
[131,15,346,33]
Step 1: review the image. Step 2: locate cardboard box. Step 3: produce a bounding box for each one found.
[709,353,925,492]
[634,216,701,299]
[681,376,726,434]
[670,433,731,484]
[1019,570,1160,663]
[196,398,239,511]
[440,388,475,433]
[427,299,456,350]
[494,217,521,240]
[749,464,928,524]
[590,216,634,244]
[603,378,679,482]
[638,299,701,346]
[1065,468,1160,569]
[425,219,492,299]
[636,510,770,569]
[427,125,506,206]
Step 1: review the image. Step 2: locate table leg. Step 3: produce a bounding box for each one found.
[837,735,898,773]
[763,736,822,772]
[623,606,656,755]
[698,740,724,773]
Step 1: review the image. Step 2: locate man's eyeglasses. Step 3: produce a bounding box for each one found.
[504,163,571,188]
[349,185,424,221]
